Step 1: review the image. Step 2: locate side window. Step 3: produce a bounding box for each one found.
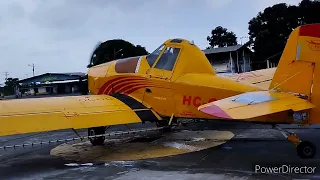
[154,47,180,71]
[146,44,165,67]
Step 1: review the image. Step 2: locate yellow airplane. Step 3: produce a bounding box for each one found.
[0,24,319,159]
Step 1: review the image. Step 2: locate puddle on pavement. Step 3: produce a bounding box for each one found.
[50,130,234,162]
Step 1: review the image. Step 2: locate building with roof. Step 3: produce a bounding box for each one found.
[18,72,86,96]
[203,45,253,73]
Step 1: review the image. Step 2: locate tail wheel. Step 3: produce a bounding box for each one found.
[88,127,106,146]
[297,141,316,159]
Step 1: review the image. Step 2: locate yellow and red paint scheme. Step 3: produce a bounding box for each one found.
[88,39,261,121]
[88,23,320,125]
[1,24,320,138]
[199,23,320,125]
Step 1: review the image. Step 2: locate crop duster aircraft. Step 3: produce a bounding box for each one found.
[1,24,320,159]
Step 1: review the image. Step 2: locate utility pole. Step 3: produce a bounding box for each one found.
[28,63,35,76]
[239,36,249,45]
[3,72,9,81]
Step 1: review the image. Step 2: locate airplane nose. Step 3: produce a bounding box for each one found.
[87,63,112,94]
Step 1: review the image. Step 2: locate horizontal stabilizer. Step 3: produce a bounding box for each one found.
[198,91,315,120]
[218,68,276,90]
[0,95,144,136]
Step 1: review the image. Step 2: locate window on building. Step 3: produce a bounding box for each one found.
[146,44,165,67]
[154,47,181,71]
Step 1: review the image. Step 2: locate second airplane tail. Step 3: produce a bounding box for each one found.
[269,23,320,124]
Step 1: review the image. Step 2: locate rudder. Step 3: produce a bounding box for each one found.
[269,24,320,124]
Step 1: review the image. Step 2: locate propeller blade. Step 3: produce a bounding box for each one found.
[88,41,102,67]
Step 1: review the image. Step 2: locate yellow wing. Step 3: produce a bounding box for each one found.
[218,68,276,90]
[198,91,315,120]
[0,95,157,136]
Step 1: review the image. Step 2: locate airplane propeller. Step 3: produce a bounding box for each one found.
[80,41,102,95]
[88,41,102,68]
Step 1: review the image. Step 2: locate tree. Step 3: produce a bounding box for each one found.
[299,0,320,24]
[3,78,19,95]
[207,26,237,48]
[248,0,320,68]
[87,39,149,68]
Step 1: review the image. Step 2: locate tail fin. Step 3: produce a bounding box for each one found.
[269,23,320,124]
[270,24,320,95]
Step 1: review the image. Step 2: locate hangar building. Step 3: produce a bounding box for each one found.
[203,45,253,73]
[203,45,277,73]
[18,72,86,95]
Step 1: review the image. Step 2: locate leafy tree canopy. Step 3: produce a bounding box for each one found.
[207,26,237,48]
[88,39,149,68]
[248,0,320,63]
[3,78,19,95]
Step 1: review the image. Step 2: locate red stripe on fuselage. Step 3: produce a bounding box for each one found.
[123,85,152,95]
[105,79,146,95]
[97,76,145,94]
[98,77,123,94]
[123,84,165,95]
[114,82,152,95]
[103,77,145,94]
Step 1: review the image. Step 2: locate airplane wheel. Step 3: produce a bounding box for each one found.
[88,127,105,146]
[297,141,316,159]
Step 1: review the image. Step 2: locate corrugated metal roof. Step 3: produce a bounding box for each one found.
[18,72,86,83]
[202,45,244,54]
[43,79,80,84]
[57,72,86,76]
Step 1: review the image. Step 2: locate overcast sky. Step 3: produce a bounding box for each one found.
[0,0,301,84]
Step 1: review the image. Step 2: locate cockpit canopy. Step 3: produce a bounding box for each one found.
[146,43,181,71]
[109,38,214,80]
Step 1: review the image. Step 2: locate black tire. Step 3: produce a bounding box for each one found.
[297,141,316,159]
[88,127,106,146]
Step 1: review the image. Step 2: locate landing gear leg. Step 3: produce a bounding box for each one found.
[156,120,172,132]
[88,126,106,146]
[275,125,316,159]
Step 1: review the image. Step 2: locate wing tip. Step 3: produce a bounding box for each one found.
[199,104,233,119]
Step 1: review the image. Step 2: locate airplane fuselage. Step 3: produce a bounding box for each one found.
[88,54,261,120]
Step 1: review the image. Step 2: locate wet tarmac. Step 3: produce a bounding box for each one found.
[50,130,234,162]
[1,120,320,180]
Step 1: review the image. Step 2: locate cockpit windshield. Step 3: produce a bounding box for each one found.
[154,47,180,71]
[146,44,165,67]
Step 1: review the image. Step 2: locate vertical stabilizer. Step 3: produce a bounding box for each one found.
[269,24,320,124]
[269,24,320,95]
